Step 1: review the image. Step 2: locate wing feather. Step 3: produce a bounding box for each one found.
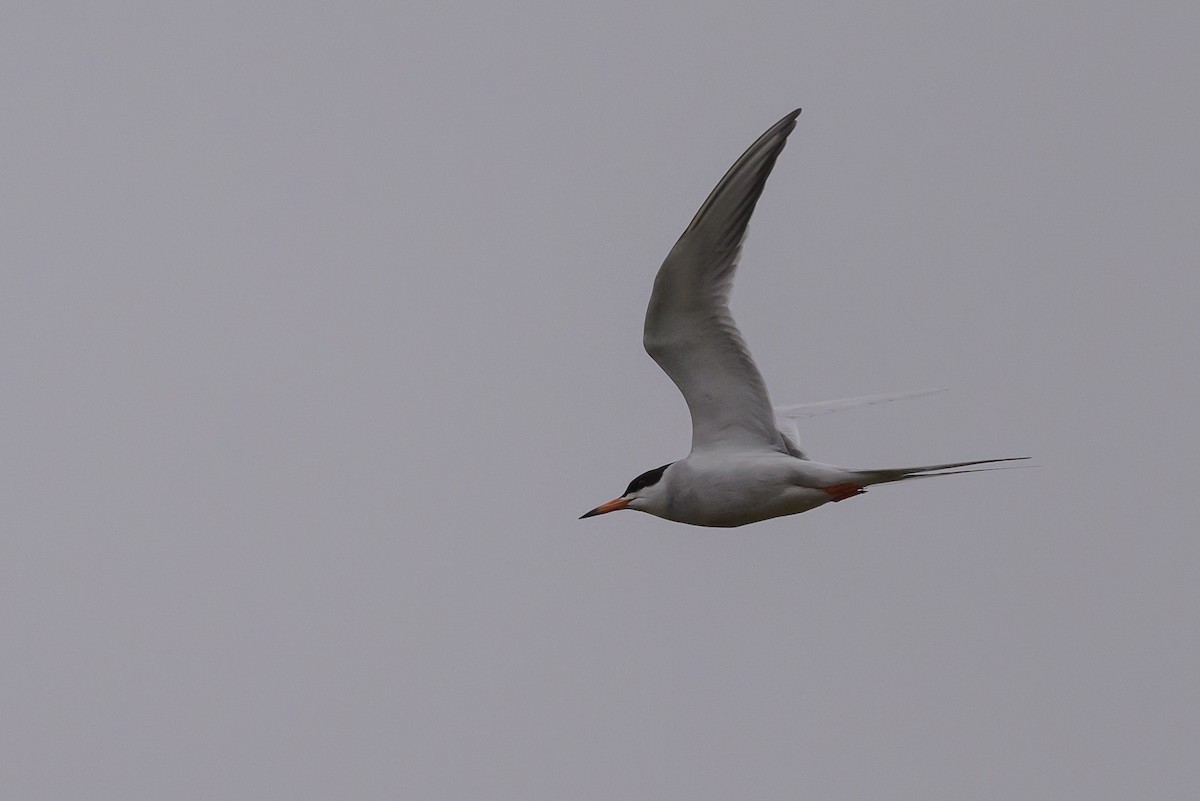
[643,109,801,453]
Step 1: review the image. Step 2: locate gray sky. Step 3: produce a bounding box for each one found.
[3,2,1198,799]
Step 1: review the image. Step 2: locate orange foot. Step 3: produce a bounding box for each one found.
[822,483,866,502]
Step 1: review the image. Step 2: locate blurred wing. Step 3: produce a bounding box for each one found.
[643,109,801,454]
[773,389,947,460]
[777,417,808,459]
[774,389,947,420]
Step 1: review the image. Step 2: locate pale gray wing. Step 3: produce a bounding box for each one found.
[777,417,809,459]
[773,389,948,460]
[643,109,800,454]
[774,389,947,420]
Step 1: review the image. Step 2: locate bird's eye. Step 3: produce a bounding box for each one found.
[623,462,673,496]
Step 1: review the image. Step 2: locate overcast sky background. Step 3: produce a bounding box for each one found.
[3,2,1198,799]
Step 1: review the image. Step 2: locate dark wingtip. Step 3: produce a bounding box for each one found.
[773,108,802,130]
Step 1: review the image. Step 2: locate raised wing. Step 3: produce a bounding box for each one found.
[643,109,801,454]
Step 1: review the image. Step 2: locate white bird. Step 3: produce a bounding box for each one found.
[581,109,1028,527]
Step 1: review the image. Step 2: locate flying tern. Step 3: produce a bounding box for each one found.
[581,109,1027,527]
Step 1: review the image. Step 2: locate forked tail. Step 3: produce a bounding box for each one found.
[852,457,1033,486]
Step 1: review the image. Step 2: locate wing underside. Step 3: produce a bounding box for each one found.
[643,109,801,454]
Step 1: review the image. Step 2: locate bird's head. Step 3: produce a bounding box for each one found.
[580,462,674,520]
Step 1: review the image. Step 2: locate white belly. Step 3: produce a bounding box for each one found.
[661,455,837,527]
